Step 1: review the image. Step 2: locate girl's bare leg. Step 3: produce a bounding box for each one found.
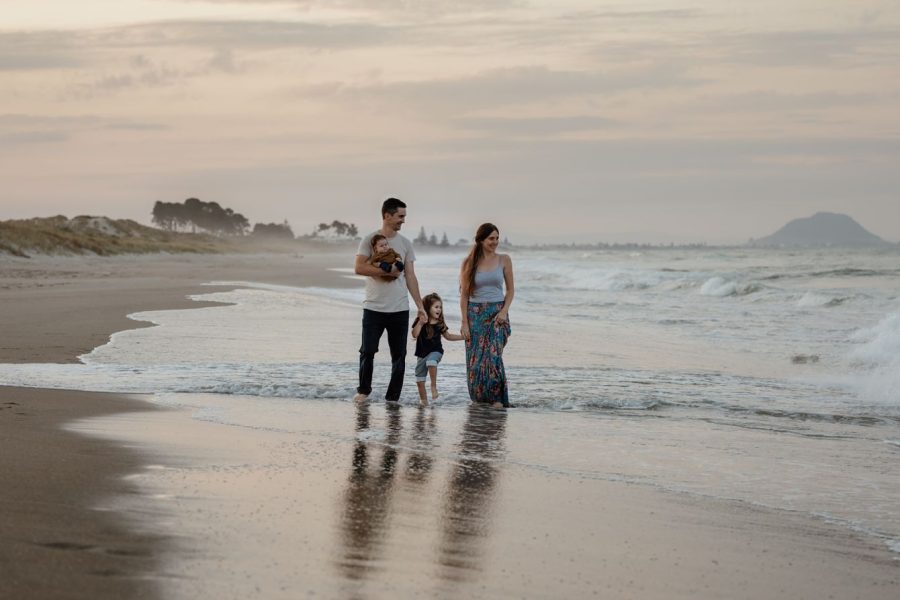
[429,366,439,400]
[416,381,428,406]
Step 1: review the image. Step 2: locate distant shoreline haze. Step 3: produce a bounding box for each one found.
[1,212,897,258]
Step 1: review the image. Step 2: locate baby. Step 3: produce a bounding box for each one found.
[367,234,404,273]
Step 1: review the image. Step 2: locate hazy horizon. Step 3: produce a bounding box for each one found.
[3,1,899,244]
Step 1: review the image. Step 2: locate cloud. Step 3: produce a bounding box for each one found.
[202,20,394,48]
[714,29,900,67]
[94,20,395,50]
[174,0,523,16]
[64,50,253,97]
[0,19,399,61]
[67,57,186,97]
[680,90,892,116]
[0,113,166,148]
[0,53,81,71]
[452,115,619,136]
[0,31,83,70]
[583,25,900,72]
[0,6,706,71]
[206,48,239,73]
[0,131,69,145]
[104,122,169,131]
[0,114,103,126]
[565,8,701,20]
[297,64,704,114]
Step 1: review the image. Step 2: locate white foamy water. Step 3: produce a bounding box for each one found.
[1,247,899,556]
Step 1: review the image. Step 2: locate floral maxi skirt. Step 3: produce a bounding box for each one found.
[466,301,511,406]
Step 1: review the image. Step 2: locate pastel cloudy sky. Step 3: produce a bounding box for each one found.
[2,0,899,243]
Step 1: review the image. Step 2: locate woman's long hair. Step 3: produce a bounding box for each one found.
[461,223,499,297]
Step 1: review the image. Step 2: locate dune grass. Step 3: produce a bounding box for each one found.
[0,216,311,258]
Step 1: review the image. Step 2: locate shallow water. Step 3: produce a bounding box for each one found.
[1,247,898,556]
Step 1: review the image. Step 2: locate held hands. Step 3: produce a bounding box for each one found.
[460,320,470,342]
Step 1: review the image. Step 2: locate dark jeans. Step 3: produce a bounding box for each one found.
[357,309,409,401]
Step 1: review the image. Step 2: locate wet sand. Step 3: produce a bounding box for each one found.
[72,396,900,600]
[0,252,353,363]
[0,386,164,600]
[0,252,348,599]
[1,253,898,599]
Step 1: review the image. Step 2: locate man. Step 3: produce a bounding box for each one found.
[353,198,427,403]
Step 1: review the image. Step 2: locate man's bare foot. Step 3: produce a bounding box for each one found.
[430,385,439,400]
[353,393,369,404]
[419,398,429,408]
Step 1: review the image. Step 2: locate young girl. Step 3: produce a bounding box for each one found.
[411,293,464,406]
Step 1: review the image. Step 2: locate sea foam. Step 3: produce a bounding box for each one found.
[699,276,761,297]
[796,292,850,308]
[846,309,900,404]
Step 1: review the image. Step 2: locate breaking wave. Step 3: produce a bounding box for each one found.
[699,276,763,297]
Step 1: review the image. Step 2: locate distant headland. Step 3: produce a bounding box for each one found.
[749,212,891,248]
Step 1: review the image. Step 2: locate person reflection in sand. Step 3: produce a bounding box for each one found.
[437,404,508,580]
[336,403,403,582]
[404,407,437,485]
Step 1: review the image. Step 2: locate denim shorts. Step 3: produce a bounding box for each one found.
[415,351,443,382]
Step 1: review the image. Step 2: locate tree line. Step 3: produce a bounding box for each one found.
[152,199,250,235]
[414,227,450,247]
[314,220,358,238]
[151,199,360,240]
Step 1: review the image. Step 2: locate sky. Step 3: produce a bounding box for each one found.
[2,0,899,244]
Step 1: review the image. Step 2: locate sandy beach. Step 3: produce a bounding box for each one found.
[0,252,348,599]
[1,252,898,599]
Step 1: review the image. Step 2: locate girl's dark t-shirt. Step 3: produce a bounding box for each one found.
[415,324,445,357]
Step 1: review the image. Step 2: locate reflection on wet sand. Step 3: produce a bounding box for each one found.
[404,407,437,484]
[334,403,508,594]
[438,405,508,581]
[336,403,403,582]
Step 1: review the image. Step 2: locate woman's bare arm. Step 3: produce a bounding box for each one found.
[496,254,515,324]
[459,259,471,341]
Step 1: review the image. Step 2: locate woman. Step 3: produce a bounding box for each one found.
[460,223,515,409]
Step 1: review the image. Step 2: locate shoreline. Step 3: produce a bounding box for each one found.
[0,252,354,364]
[1,253,898,598]
[0,253,351,598]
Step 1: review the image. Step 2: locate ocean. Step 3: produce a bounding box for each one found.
[2,246,898,557]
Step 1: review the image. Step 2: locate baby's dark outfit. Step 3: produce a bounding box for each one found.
[369,249,404,273]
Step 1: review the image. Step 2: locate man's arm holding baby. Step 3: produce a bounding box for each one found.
[355,254,400,278]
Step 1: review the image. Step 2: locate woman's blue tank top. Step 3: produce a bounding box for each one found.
[469,263,505,303]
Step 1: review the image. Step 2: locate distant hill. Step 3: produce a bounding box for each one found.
[0,215,308,258]
[751,212,890,247]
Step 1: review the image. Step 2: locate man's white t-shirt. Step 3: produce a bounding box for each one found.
[357,231,416,313]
